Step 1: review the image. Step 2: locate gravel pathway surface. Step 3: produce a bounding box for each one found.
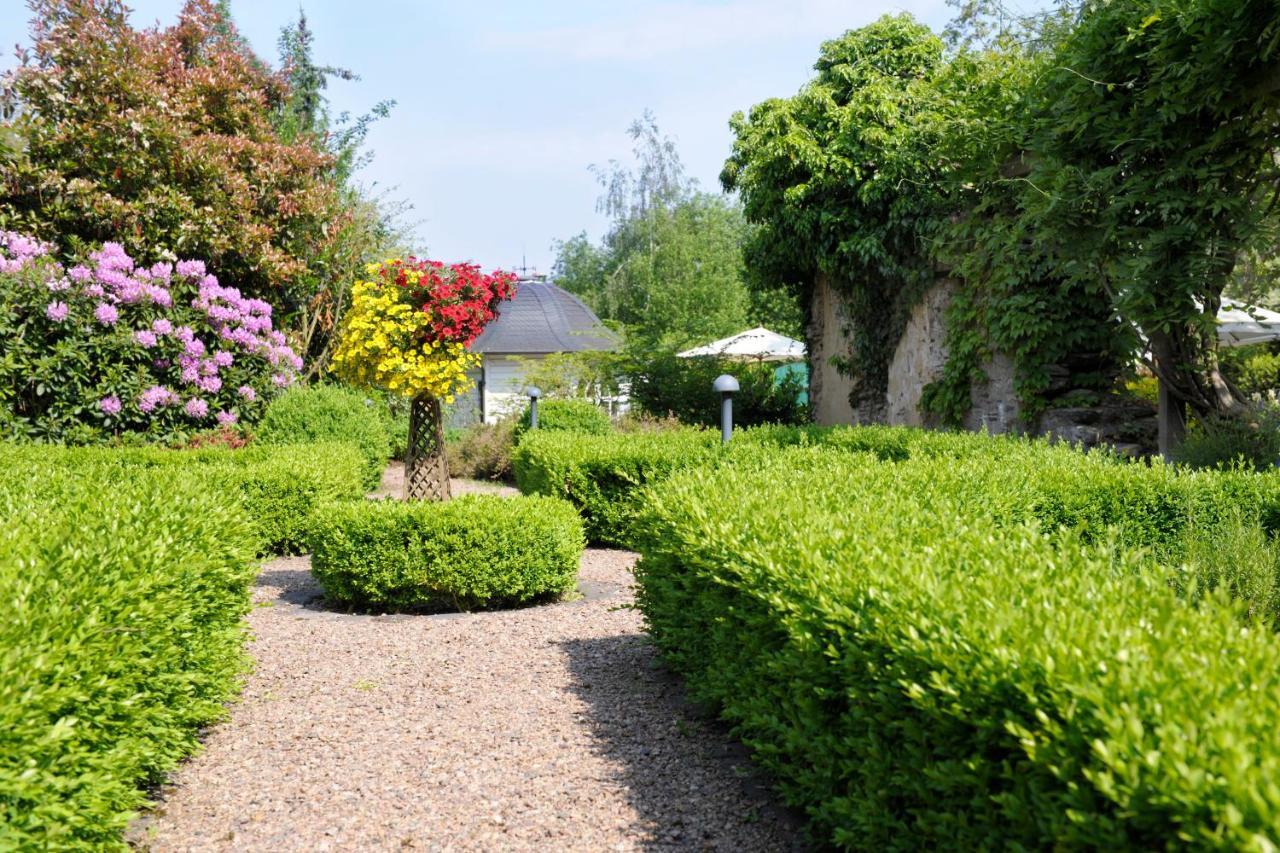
[131,476,806,852]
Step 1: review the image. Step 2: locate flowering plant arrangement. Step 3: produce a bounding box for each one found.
[0,232,302,444]
[330,258,516,400]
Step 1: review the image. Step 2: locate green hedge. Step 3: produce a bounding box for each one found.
[0,452,258,849]
[1,442,367,555]
[309,494,585,611]
[512,424,1056,545]
[513,429,723,545]
[255,384,392,490]
[633,445,1280,848]
[514,398,612,441]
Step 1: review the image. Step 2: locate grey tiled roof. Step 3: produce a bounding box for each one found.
[471,281,618,354]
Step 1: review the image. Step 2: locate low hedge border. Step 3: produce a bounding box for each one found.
[0,453,258,849]
[1,442,368,555]
[633,445,1280,848]
[308,494,585,611]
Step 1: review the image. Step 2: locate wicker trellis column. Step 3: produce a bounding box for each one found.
[405,394,451,501]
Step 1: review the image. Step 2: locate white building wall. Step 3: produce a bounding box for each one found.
[482,355,536,423]
[479,354,630,424]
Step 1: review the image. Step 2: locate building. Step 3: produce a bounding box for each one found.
[452,278,619,425]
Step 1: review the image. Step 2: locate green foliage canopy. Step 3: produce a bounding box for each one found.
[724,3,1280,423]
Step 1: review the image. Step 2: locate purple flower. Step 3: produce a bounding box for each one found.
[216,410,238,426]
[46,277,70,292]
[99,395,122,416]
[91,242,133,273]
[176,259,206,278]
[237,385,257,402]
[180,366,200,384]
[94,303,119,326]
[212,350,234,368]
[271,373,292,388]
[45,301,69,322]
[149,262,173,280]
[4,232,49,258]
[152,318,173,335]
[134,330,158,348]
[184,398,209,419]
[196,375,222,393]
[147,286,172,308]
[184,337,206,357]
[138,385,177,413]
[174,325,195,344]
[68,265,92,282]
[200,358,219,376]
[84,283,105,299]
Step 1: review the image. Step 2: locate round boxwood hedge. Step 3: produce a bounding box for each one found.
[308,494,585,611]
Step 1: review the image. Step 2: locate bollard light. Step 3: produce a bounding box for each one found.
[527,386,542,429]
[713,374,739,444]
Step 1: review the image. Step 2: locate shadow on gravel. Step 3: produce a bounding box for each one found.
[255,560,602,621]
[558,634,811,852]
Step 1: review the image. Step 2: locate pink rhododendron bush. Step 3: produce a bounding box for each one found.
[0,232,301,443]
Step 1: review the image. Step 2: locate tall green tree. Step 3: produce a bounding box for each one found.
[553,112,797,350]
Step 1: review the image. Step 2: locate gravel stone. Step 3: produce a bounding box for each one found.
[132,475,807,852]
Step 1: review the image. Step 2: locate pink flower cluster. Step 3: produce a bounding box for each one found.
[0,233,304,426]
[0,232,52,274]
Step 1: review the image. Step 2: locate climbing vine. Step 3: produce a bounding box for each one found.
[725,1,1280,425]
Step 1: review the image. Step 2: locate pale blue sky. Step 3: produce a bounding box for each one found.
[3,1,981,272]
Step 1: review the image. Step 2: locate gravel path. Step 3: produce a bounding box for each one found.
[131,477,806,852]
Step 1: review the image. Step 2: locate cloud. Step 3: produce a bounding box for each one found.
[482,0,948,62]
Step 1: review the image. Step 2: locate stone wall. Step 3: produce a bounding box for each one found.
[808,273,856,425]
[811,276,1019,433]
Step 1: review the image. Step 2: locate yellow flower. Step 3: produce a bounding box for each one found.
[330,262,480,400]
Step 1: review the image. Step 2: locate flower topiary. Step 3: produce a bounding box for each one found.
[330,258,516,499]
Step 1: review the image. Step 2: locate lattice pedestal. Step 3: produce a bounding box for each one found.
[405,395,451,501]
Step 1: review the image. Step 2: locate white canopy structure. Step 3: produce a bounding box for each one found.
[677,327,806,363]
[1218,298,1280,347]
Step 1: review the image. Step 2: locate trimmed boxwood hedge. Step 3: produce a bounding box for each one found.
[308,494,585,611]
[0,450,259,849]
[632,442,1280,848]
[3,442,368,555]
[511,424,1051,546]
[513,429,722,545]
[513,398,612,441]
[255,383,392,491]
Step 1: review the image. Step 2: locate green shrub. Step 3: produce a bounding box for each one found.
[513,398,612,441]
[308,495,584,611]
[633,448,1280,849]
[447,419,518,481]
[0,449,258,848]
[255,384,391,490]
[627,350,808,427]
[1222,344,1280,398]
[1174,405,1280,472]
[512,423,1048,545]
[513,428,722,545]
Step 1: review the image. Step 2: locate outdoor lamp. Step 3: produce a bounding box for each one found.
[527,386,542,429]
[713,374,739,444]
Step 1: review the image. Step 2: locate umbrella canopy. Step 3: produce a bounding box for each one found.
[677,327,806,363]
[1218,298,1280,347]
